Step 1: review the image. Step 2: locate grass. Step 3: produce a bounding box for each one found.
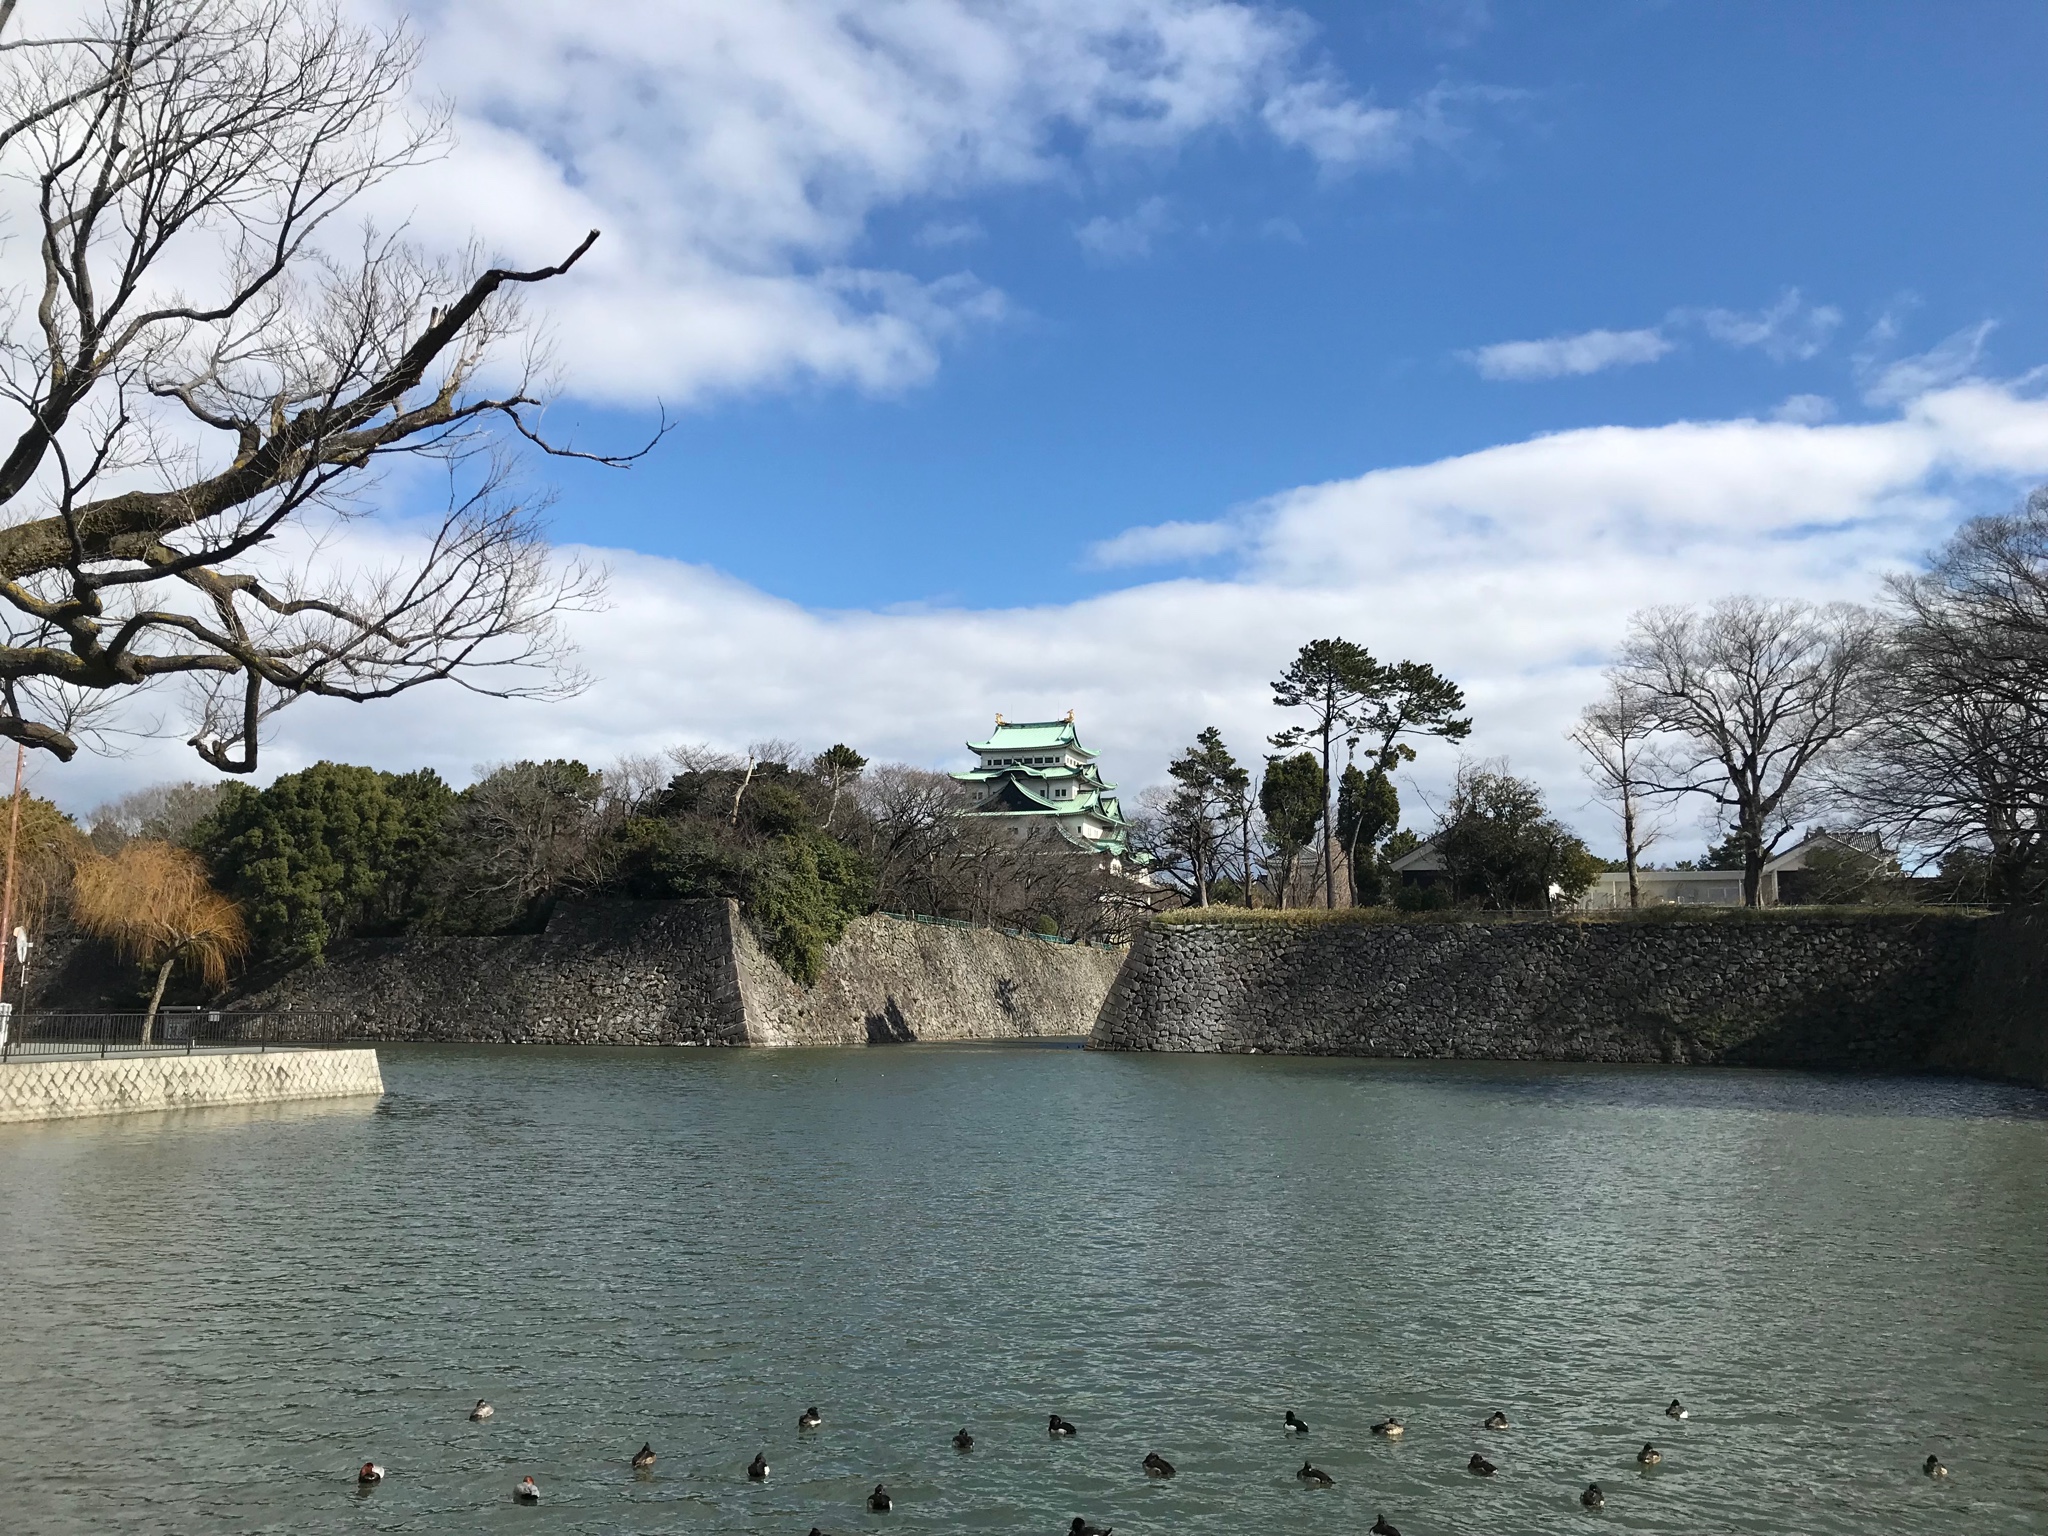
[1151,902,1987,928]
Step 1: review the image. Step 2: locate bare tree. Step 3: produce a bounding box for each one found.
[0,0,642,773]
[1612,597,1882,905]
[1569,677,1664,907]
[1837,492,2048,903]
[84,777,227,849]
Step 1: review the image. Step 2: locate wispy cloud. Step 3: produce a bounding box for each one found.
[1859,320,1999,407]
[1075,197,1174,263]
[1772,393,1836,425]
[915,219,985,249]
[1085,517,1247,569]
[1465,327,1674,381]
[1698,289,1842,362]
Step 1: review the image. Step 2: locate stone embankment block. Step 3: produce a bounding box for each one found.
[1090,911,2045,1085]
[0,1049,385,1123]
[233,901,1123,1046]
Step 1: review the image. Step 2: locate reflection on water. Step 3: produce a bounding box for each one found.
[0,1046,2043,1535]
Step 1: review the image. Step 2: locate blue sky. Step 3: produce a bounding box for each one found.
[49,0,2048,855]
[531,0,2048,611]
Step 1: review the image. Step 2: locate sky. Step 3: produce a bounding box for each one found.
[30,0,2048,856]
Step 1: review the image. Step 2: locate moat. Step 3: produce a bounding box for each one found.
[1,1045,2044,1535]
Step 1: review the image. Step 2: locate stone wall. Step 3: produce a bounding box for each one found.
[234,900,1122,1046]
[1090,911,2015,1076]
[1927,907,2048,1085]
[0,1048,384,1124]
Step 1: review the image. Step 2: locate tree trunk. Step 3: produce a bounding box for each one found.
[141,955,175,1048]
[824,780,840,831]
[1623,793,1640,909]
[1242,810,1255,909]
[1319,725,1336,909]
[1742,823,1766,907]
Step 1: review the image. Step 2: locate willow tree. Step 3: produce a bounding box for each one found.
[72,840,248,1042]
[0,0,635,772]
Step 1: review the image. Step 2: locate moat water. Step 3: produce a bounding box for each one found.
[1,1045,2044,1535]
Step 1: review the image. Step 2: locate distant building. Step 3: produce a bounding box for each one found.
[1391,828,1889,908]
[951,713,1145,874]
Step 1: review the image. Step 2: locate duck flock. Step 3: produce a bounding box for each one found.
[345,1394,1956,1525]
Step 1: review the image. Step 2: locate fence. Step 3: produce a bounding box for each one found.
[0,1009,359,1061]
[876,911,1126,952]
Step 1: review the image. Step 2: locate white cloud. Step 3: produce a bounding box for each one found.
[354,0,1454,405]
[1699,288,1843,362]
[1772,393,1836,425]
[1465,327,1673,381]
[1086,517,1246,567]
[915,218,986,248]
[1859,320,1999,407]
[1074,197,1174,262]
[47,381,2048,865]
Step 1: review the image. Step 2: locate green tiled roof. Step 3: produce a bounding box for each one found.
[965,718,1095,754]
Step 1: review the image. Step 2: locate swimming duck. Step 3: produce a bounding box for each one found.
[1581,1482,1605,1509]
[1468,1453,1495,1476]
[1371,1417,1405,1438]
[1284,1410,1310,1434]
[1637,1443,1661,1466]
[1068,1521,1112,1536]
[953,1428,974,1451]
[514,1476,540,1503]
[1370,1517,1402,1536]
[1143,1451,1176,1478]
[747,1453,769,1481]
[868,1484,893,1512]
[1297,1461,1334,1488]
[1924,1454,1948,1479]
[1484,1410,1510,1430]
[1049,1414,1078,1436]
[799,1406,823,1429]
[470,1399,494,1421]
[632,1444,656,1470]
[1665,1399,1687,1420]
[357,1462,384,1485]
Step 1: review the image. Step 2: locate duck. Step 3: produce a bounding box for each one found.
[470,1399,494,1421]
[1924,1454,1948,1479]
[514,1476,540,1503]
[1371,1517,1402,1536]
[868,1484,893,1512]
[357,1462,384,1485]
[747,1453,769,1481]
[799,1406,823,1429]
[1665,1399,1688,1420]
[1371,1417,1405,1438]
[953,1428,974,1451]
[1143,1451,1177,1478]
[1637,1443,1661,1466]
[1284,1410,1310,1434]
[632,1444,656,1470]
[1296,1461,1334,1488]
[1581,1482,1605,1509]
[1049,1414,1079,1436]
[1068,1521,1112,1536]
[1484,1410,1510,1430]
[1468,1453,1496,1476]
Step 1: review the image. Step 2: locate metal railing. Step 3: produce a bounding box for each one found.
[0,1009,360,1061]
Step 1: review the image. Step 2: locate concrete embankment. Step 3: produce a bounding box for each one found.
[235,900,1122,1046]
[1090,908,2048,1086]
[0,1049,385,1124]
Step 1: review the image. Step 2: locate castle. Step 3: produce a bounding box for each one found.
[951,712,1142,872]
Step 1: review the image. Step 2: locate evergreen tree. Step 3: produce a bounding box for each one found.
[1259,752,1325,908]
